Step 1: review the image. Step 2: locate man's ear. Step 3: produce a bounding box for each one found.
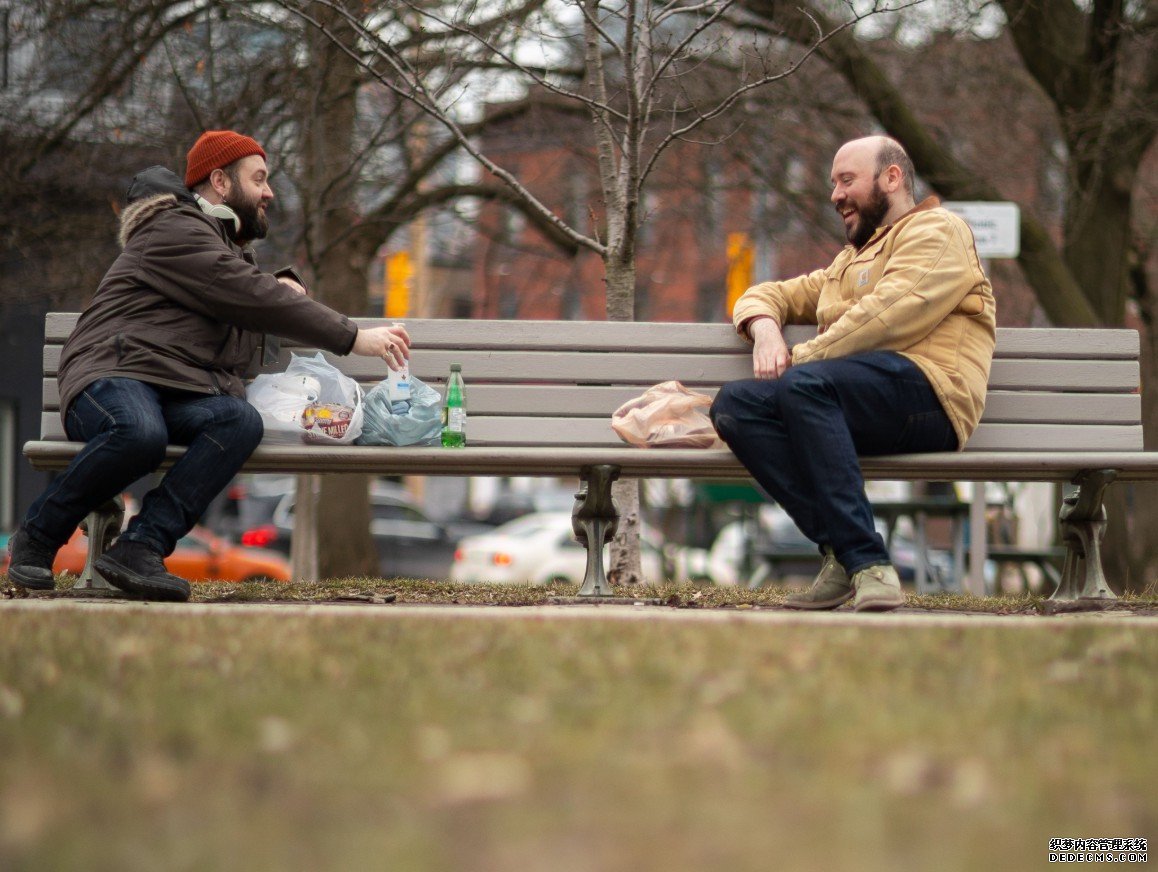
[882,164,904,194]
[209,167,231,201]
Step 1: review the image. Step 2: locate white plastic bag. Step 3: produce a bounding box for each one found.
[247,352,364,445]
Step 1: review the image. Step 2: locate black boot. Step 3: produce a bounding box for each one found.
[7,528,59,591]
[95,540,190,603]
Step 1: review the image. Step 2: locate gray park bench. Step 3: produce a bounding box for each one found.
[24,315,1158,603]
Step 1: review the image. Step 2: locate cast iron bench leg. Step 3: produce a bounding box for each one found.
[572,465,620,597]
[74,496,124,591]
[1051,469,1117,602]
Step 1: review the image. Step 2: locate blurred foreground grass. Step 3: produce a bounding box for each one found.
[1,597,1156,871]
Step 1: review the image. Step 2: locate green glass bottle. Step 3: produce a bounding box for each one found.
[441,363,467,448]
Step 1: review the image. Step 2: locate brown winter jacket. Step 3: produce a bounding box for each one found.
[732,198,997,448]
[57,169,358,423]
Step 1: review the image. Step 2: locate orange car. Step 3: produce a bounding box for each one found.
[44,526,291,583]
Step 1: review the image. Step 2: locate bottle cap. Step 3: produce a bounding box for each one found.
[450,364,462,372]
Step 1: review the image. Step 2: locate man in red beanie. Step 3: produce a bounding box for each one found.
[7,131,410,602]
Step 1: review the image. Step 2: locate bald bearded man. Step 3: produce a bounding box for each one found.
[711,136,996,613]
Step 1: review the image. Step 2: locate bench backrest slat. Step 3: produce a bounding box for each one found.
[38,382,1142,426]
[42,314,1142,359]
[37,316,1145,453]
[41,346,1142,398]
[41,348,1142,392]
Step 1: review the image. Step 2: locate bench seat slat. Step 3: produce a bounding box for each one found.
[22,439,1158,483]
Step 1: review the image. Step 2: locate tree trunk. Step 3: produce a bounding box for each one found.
[604,251,646,585]
[1100,362,1158,593]
[316,474,379,580]
[1103,246,1158,593]
[300,3,379,579]
[1057,147,1148,590]
[1062,163,1135,325]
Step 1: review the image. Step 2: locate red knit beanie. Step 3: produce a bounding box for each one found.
[184,130,267,188]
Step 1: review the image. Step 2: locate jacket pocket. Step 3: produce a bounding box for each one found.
[954,293,985,316]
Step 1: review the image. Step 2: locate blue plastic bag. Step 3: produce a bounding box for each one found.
[356,375,442,446]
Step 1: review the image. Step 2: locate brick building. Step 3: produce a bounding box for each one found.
[468,99,839,325]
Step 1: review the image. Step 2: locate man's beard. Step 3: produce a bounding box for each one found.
[225,189,269,242]
[847,182,890,249]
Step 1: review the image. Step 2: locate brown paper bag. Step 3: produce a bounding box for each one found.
[611,381,723,449]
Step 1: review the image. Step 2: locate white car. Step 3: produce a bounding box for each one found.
[450,512,666,585]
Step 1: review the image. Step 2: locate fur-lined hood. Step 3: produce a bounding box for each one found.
[118,193,181,248]
[118,165,201,248]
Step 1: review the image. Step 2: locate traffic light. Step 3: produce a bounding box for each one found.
[726,232,753,316]
[384,251,412,318]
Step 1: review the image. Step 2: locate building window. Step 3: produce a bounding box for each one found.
[561,283,584,321]
[567,170,589,233]
[503,209,526,244]
[498,283,519,319]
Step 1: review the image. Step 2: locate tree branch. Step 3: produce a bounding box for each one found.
[280,0,607,257]
[739,0,1102,326]
[995,0,1089,117]
[16,2,209,179]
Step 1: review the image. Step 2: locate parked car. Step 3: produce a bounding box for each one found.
[450,511,667,585]
[200,475,298,545]
[2,526,290,583]
[471,485,577,526]
[235,478,489,579]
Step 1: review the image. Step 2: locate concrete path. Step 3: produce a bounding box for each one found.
[4,597,1158,628]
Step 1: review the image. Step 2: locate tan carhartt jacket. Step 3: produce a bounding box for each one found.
[732,198,997,449]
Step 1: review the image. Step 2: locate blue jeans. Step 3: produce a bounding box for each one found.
[23,377,263,556]
[710,351,957,575]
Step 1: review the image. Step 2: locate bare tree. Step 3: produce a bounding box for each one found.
[275,0,894,583]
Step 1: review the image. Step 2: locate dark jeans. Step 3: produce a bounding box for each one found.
[710,351,957,575]
[23,377,263,557]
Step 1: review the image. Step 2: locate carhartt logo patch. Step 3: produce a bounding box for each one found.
[857,269,870,287]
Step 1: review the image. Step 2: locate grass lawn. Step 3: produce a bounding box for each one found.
[0,594,1155,871]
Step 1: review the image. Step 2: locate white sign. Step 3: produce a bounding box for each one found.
[944,201,1020,259]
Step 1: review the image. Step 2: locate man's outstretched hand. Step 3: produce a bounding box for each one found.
[352,324,411,370]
